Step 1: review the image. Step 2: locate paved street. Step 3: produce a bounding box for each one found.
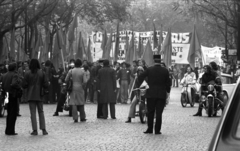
[0,88,221,151]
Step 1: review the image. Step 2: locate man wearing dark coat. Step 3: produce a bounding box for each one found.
[138,55,171,135]
[96,59,104,118]
[97,60,117,119]
[1,62,22,135]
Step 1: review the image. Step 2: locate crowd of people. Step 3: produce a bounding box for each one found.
[1,56,240,136]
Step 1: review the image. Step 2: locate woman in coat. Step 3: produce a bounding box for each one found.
[23,59,49,135]
[65,59,89,123]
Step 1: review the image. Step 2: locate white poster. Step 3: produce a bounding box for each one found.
[201,46,224,66]
[90,30,191,64]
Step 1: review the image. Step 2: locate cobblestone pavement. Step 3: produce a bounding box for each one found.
[0,88,221,151]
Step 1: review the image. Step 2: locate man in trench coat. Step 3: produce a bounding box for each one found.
[97,60,117,119]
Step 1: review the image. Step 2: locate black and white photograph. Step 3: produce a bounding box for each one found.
[0,0,240,150]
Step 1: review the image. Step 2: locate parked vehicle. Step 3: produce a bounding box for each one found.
[208,78,240,151]
[180,83,195,107]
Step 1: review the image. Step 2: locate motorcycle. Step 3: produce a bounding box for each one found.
[200,83,224,117]
[0,82,7,117]
[180,83,195,107]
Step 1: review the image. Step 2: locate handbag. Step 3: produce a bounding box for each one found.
[63,94,70,111]
[66,70,73,93]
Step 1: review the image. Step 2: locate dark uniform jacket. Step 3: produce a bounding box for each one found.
[97,66,116,104]
[138,64,171,99]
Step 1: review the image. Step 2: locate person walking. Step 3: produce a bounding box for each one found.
[1,62,22,135]
[117,62,131,104]
[65,59,89,123]
[97,60,117,119]
[96,59,104,118]
[137,55,171,134]
[22,59,49,135]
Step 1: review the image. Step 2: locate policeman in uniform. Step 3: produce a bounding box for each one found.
[137,55,171,134]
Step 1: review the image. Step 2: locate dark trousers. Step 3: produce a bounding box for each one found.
[29,101,46,131]
[5,96,18,134]
[147,98,166,133]
[102,103,115,118]
[97,92,103,117]
[97,104,103,117]
[72,105,86,121]
[55,93,66,113]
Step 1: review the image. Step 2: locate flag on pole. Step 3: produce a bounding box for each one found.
[68,15,78,58]
[102,32,112,60]
[114,21,120,61]
[162,28,172,68]
[158,25,163,54]
[187,25,202,69]
[153,22,158,50]
[76,32,86,60]
[0,39,8,64]
[52,28,65,70]
[101,30,108,53]
[68,15,78,45]
[142,40,154,67]
[87,37,93,62]
[10,28,16,61]
[126,31,135,64]
[138,35,143,59]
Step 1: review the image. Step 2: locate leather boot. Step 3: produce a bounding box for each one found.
[193,107,202,116]
[125,117,131,123]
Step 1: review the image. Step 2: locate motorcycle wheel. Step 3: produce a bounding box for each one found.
[0,96,5,117]
[181,93,187,107]
[208,98,213,117]
[222,91,229,106]
[139,102,147,124]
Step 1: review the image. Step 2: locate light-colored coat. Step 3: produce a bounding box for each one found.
[65,68,89,105]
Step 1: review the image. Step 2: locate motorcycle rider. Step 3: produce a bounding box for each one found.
[180,66,197,104]
[193,65,223,116]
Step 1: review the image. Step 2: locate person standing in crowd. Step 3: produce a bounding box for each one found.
[83,64,90,102]
[43,60,53,104]
[97,60,116,119]
[22,59,49,135]
[172,65,179,87]
[113,61,121,103]
[96,59,104,118]
[117,62,131,104]
[18,61,30,104]
[138,55,171,135]
[1,62,22,135]
[65,59,89,123]
[53,67,67,116]
[89,62,98,104]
